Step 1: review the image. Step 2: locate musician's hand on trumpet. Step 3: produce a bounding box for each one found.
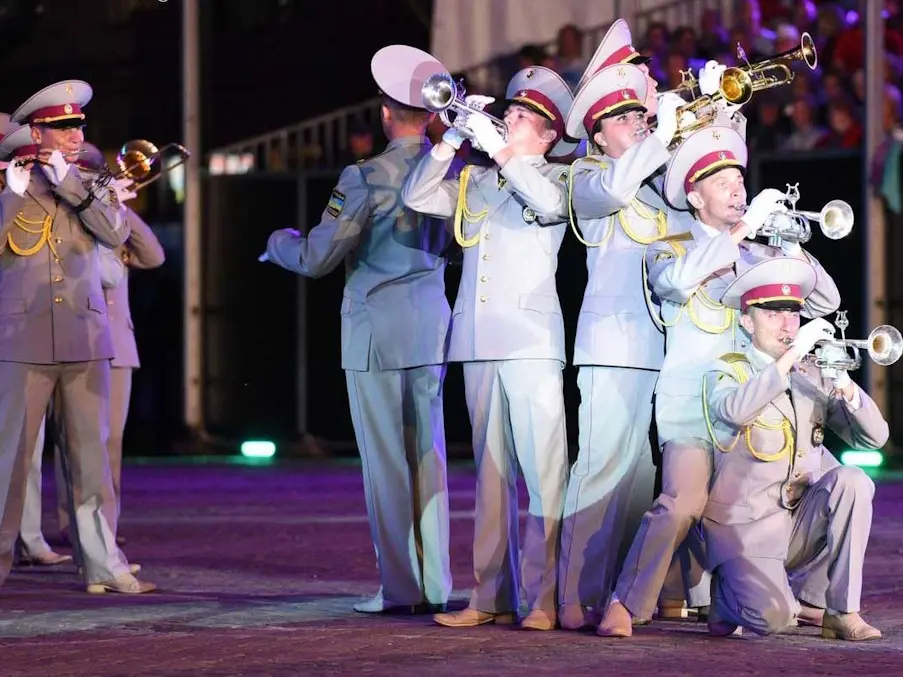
[652,92,685,148]
[789,317,836,361]
[465,112,507,159]
[733,187,787,243]
[816,344,857,400]
[698,60,727,97]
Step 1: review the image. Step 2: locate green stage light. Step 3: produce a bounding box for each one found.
[839,450,883,468]
[240,440,276,458]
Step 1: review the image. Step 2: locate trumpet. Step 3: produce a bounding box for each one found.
[84,139,191,198]
[664,32,817,141]
[750,183,854,246]
[810,312,903,371]
[421,69,508,151]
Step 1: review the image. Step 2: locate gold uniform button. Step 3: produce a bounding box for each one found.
[479,296,487,302]
[480,275,488,282]
[484,232,491,240]
[53,296,63,303]
[54,237,62,244]
[52,275,63,283]
[482,254,489,261]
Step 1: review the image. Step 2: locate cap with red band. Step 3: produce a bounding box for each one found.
[720,258,817,311]
[566,63,647,140]
[11,80,93,128]
[0,124,36,163]
[505,66,576,159]
[664,125,748,210]
[576,19,650,92]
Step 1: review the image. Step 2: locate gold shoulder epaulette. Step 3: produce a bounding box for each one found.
[657,231,693,243]
[719,352,748,364]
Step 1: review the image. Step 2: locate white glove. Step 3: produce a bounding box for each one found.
[464,94,495,111]
[678,110,696,130]
[652,92,685,148]
[791,318,836,359]
[716,98,744,119]
[465,113,507,158]
[97,244,125,289]
[442,126,467,150]
[698,60,727,97]
[741,187,788,236]
[112,177,138,203]
[41,149,70,186]
[780,239,801,257]
[4,163,30,195]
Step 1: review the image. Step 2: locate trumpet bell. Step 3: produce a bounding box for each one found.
[799,32,818,70]
[868,325,903,366]
[421,71,457,113]
[819,199,854,240]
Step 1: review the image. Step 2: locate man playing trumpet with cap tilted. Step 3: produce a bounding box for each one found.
[597,125,841,636]
[702,257,885,641]
[403,64,576,631]
[265,46,453,616]
[556,61,690,631]
[0,81,154,594]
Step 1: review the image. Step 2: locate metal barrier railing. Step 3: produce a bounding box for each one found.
[209,0,733,172]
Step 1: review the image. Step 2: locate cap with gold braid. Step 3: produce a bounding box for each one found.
[0,124,37,162]
[720,257,816,311]
[576,19,651,91]
[566,63,647,140]
[505,66,577,158]
[11,80,92,128]
[664,125,748,210]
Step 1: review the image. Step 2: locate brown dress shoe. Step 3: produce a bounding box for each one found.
[520,609,556,631]
[796,603,825,627]
[433,607,517,628]
[597,601,633,637]
[558,604,596,630]
[821,612,881,641]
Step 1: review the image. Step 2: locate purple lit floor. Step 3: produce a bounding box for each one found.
[1,457,902,675]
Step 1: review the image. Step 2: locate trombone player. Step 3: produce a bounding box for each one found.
[0,80,154,594]
[702,257,886,642]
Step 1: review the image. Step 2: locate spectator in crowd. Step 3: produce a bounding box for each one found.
[818,96,863,149]
[555,23,586,89]
[782,95,826,151]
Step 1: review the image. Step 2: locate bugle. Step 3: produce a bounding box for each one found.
[811,311,903,371]
[750,183,853,247]
[421,69,508,150]
[661,32,818,142]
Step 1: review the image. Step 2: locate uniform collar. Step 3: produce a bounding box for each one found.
[386,135,426,150]
[746,344,775,369]
[517,153,547,167]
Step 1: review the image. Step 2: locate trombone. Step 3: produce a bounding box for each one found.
[811,311,903,371]
[662,32,818,143]
[749,183,854,247]
[84,139,191,198]
[421,69,508,151]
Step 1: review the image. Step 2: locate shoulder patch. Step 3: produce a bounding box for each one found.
[326,189,346,218]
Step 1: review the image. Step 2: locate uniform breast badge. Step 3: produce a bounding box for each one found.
[522,206,537,223]
[811,424,825,446]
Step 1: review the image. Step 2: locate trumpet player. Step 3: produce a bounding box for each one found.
[576,19,746,145]
[597,125,841,637]
[0,81,154,594]
[264,46,453,615]
[556,62,689,631]
[402,65,576,631]
[702,257,885,641]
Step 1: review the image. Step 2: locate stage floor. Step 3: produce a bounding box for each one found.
[1,457,901,675]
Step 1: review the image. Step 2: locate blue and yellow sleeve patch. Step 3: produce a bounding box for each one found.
[326,189,346,218]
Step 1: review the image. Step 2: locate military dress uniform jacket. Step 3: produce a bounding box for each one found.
[644,221,841,441]
[0,166,129,364]
[402,149,570,364]
[266,135,451,372]
[569,134,693,369]
[105,208,165,369]
[702,347,889,567]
